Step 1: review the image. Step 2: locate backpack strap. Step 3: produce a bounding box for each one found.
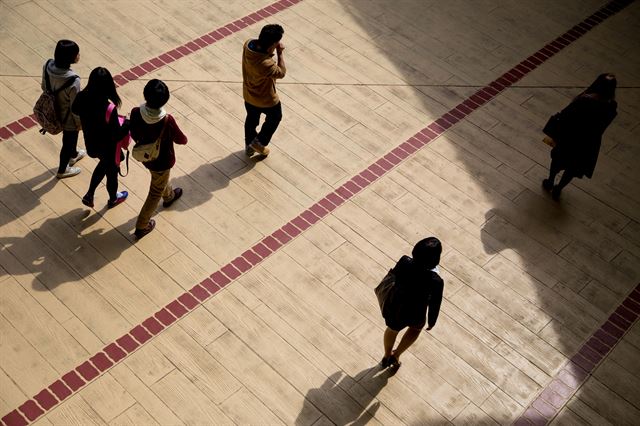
[43,59,54,93]
[119,150,130,177]
[44,59,79,95]
[53,75,79,95]
[156,116,169,144]
[105,102,115,123]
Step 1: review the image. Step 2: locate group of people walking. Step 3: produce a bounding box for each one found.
[43,40,187,239]
[42,25,286,239]
[40,23,618,368]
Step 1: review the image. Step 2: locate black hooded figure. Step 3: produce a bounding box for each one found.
[543,73,618,200]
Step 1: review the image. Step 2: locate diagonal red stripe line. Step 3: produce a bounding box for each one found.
[0,0,290,141]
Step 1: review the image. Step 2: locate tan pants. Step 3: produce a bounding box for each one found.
[136,169,173,230]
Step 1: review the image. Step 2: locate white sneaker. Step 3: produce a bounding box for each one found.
[69,149,86,166]
[56,166,81,179]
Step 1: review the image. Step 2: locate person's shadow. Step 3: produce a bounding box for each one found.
[0,208,134,291]
[295,366,396,426]
[168,150,263,212]
[0,170,57,228]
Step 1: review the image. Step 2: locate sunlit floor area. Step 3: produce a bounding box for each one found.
[1,0,639,425]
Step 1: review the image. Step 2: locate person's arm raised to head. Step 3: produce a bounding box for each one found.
[275,42,286,77]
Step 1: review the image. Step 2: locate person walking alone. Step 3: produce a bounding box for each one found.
[380,237,444,368]
[542,73,618,200]
[242,24,286,157]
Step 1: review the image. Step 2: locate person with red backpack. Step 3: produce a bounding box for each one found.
[71,67,129,209]
[41,40,84,179]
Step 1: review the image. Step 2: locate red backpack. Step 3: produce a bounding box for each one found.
[33,60,78,135]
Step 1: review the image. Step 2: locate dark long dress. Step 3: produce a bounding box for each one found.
[551,94,617,178]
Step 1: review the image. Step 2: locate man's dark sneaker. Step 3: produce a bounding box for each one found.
[163,188,183,208]
[135,219,156,240]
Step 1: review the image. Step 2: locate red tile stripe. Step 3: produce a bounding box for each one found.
[0,0,300,142]
[1,0,633,424]
[515,284,640,426]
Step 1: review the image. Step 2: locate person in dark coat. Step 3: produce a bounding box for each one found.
[542,73,618,200]
[381,237,444,368]
[72,67,130,208]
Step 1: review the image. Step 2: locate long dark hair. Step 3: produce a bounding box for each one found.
[583,73,616,102]
[82,67,121,108]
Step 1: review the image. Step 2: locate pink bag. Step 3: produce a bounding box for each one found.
[105,103,131,175]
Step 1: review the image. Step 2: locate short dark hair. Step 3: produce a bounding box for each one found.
[143,79,170,109]
[54,40,79,69]
[412,237,442,269]
[84,67,121,108]
[258,24,284,48]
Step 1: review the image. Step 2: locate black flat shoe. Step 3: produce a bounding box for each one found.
[542,179,553,191]
[388,355,401,368]
[381,356,391,368]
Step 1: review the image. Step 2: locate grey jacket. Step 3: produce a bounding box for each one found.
[41,60,82,131]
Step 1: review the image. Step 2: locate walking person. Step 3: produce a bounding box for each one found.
[42,40,84,178]
[130,79,187,239]
[71,67,129,208]
[242,24,286,157]
[542,73,618,200]
[380,237,444,368]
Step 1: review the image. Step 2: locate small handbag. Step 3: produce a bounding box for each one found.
[543,113,563,141]
[132,117,167,163]
[374,269,396,315]
[105,103,131,176]
[542,136,556,148]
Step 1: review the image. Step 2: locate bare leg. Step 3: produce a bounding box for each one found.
[383,327,399,358]
[391,327,422,362]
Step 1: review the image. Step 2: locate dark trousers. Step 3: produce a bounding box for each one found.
[548,158,574,190]
[58,130,79,173]
[86,157,119,202]
[244,101,282,146]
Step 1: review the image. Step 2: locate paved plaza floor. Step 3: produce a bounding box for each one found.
[1,0,639,424]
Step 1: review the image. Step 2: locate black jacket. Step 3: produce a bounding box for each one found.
[71,92,129,161]
[552,95,617,178]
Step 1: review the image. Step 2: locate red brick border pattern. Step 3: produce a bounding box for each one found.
[514,283,640,426]
[1,0,635,424]
[0,0,301,142]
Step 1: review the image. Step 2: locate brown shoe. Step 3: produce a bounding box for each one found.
[250,140,270,156]
[135,219,156,239]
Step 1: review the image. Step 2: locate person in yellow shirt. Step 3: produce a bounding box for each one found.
[242,24,286,157]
